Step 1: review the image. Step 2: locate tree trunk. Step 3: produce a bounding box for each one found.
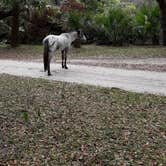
[161,8,166,45]
[152,34,159,45]
[11,2,20,47]
[55,0,61,6]
[157,0,166,46]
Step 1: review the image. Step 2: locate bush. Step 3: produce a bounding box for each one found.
[66,11,82,30]
[134,4,160,45]
[1,0,161,46]
[93,6,133,46]
[0,21,10,42]
[26,6,62,44]
[64,11,84,47]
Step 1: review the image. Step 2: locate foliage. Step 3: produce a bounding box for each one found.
[0,0,49,46]
[60,0,84,12]
[27,6,61,43]
[2,0,46,7]
[80,0,103,13]
[0,0,162,46]
[93,5,133,45]
[67,11,82,30]
[134,4,160,44]
[0,20,10,41]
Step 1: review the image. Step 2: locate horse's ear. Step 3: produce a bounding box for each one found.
[77,29,81,35]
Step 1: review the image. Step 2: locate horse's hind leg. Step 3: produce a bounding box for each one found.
[47,58,51,76]
[48,52,53,76]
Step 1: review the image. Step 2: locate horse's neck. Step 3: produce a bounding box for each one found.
[69,32,77,42]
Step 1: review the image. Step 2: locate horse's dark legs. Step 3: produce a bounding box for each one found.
[48,53,53,76]
[61,50,65,68]
[62,48,68,69]
[64,48,68,69]
[48,61,51,76]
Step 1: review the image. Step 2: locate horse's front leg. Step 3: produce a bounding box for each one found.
[64,48,69,69]
[61,50,65,69]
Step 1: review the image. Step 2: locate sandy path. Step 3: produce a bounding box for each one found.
[66,58,166,72]
[0,59,166,96]
[34,57,166,72]
[68,57,166,65]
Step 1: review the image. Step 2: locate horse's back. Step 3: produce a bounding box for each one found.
[43,33,72,51]
[43,35,60,51]
[43,35,58,44]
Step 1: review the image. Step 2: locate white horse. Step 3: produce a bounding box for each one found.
[43,30,86,76]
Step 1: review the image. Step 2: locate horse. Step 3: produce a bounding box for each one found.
[43,30,86,76]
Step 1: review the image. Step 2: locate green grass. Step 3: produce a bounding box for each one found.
[0,44,166,60]
[0,44,42,60]
[72,45,166,58]
[0,74,165,165]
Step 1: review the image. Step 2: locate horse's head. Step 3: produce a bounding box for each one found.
[77,30,86,42]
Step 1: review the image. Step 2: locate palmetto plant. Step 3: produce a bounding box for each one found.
[134,4,160,44]
[94,6,132,45]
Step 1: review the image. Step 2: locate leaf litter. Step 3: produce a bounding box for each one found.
[0,74,165,165]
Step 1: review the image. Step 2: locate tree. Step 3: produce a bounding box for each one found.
[1,0,47,47]
[156,0,166,45]
[1,0,24,47]
[55,0,61,6]
[60,0,84,12]
[11,1,20,47]
[0,8,13,20]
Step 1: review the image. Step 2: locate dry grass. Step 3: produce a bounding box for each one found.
[0,44,166,60]
[0,74,165,165]
[71,45,166,58]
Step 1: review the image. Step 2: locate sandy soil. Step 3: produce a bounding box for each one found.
[66,57,166,72]
[0,59,166,96]
[32,57,166,72]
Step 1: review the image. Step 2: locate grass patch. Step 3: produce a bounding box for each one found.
[0,45,42,60]
[0,74,165,165]
[0,44,166,60]
[72,45,166,58]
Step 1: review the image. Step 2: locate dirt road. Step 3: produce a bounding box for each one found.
[0,59,166,96]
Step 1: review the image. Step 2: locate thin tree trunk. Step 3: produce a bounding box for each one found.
[157,0,166,46]
[161,8,166,45]
[55,0,61,6]
[11,2,20,47]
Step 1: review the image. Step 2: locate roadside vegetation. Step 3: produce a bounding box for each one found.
[0,44,166,60]
[0,0,166,46]
[0,74,165,165]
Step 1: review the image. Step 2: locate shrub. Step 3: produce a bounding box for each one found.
[0,21,10,42]
[27,6,62,43]
[67,11,82,30]
[134,4,160,45]
[93,5,133,46]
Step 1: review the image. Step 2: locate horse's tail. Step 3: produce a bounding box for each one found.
[43,39,49,71]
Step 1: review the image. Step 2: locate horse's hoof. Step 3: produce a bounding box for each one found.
[65,66,68,69]
[48,73,52,76]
